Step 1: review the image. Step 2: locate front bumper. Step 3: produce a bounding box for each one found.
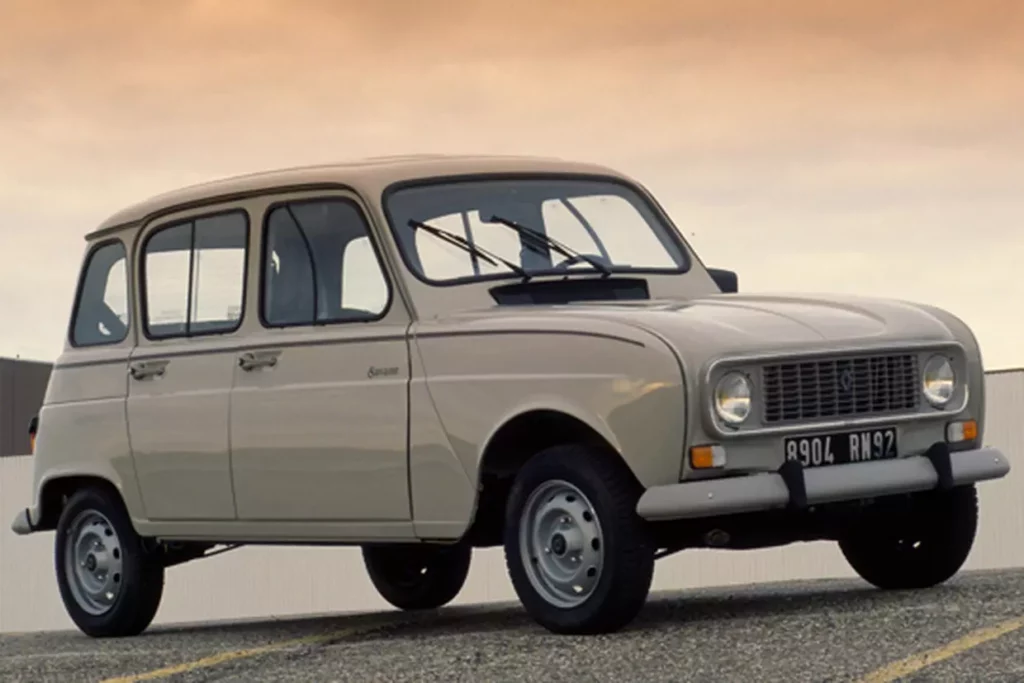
[637,444,1010,521]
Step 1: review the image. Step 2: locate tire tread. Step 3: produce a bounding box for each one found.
[503,444,655,634]
[839,484,978,590]
[55,486,164,638]
[362,543,471,611]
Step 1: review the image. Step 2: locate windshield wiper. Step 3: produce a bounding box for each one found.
[408,219,529,279]
[483,214,612,276]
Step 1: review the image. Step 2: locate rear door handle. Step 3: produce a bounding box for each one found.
[238,350,280,371]
[129,359,168,380]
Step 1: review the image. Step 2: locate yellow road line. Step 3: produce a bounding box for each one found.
[854,616,1024,683]
[99,622,392,683]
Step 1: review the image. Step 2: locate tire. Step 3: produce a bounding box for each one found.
[55,487,165,638]
[362,542,471,610]
[503,444,655,635]
[839,484,978,590]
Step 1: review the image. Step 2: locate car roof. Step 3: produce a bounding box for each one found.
[87,154,630,240]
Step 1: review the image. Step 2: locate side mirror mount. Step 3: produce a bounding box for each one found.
[708,268,738,294]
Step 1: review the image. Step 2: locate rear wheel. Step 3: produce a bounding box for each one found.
[839,484,978,590]
[362,542,471,610]
[55,487,165,638]
[504,444,655,634]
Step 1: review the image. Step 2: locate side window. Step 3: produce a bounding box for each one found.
[144,224,191,337]
[341,236,389,314]
[192,214,247,332]
[262,199,390,327]
[143,211,248,339]
[72,241,130,347]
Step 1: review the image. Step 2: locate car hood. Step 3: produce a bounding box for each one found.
[444,292,958,361]
[605,292,954,353]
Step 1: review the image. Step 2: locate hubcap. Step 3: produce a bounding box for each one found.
[518,480,604,609]
[63,510,123,615]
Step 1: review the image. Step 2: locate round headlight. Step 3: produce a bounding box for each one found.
[714,372,752,425]
[922,355,956,407]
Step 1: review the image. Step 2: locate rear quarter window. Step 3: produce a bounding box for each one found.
[71,240,130,347]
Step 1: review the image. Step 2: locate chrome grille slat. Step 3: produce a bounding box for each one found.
[762,353,919,424]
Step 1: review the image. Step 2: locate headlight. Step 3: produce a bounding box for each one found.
[922,355,956,407]
[714,372,752,425]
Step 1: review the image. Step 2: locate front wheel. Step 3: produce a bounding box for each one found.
[504,444,655,634]
[839,484,978,590]
[362,542,471,610]
[55,487,165,638]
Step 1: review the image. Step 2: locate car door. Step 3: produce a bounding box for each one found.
[229,191,412,531]
[126,207,250,521]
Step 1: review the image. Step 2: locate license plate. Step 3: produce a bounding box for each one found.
[783,427,898,468]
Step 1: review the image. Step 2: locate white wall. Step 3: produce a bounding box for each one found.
[3,371,1022,633]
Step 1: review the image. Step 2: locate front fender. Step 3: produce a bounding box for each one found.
[903,302,987,441]
[421,329,687,489]
[479,396,624,463]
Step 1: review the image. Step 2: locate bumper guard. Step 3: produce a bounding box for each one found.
[637,444,1010,522]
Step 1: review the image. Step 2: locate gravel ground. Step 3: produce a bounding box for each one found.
[2,568,1023,683]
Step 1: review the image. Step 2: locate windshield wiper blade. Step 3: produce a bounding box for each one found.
[408,219,529,279]
[483,214,612,276]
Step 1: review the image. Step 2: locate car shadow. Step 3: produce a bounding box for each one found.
[134,570,1011,644]
[350,583,955,641]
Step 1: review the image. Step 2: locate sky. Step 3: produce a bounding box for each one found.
[1,0,1022,368]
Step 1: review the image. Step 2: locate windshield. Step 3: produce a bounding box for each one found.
[384,176,689,284]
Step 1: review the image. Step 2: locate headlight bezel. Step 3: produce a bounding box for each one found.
[922,354,957,408]
[713,371,753,426]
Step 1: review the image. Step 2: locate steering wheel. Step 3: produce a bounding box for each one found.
[553,253,613,272]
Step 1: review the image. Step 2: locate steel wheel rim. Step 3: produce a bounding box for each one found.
[63,509,124,616]
[518,479,604,609]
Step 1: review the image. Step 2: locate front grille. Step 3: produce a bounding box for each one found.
[762,353,919,424]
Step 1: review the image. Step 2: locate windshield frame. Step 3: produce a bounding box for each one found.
[380,172,693,288]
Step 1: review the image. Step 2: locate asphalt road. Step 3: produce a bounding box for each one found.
[2,568,1023,683]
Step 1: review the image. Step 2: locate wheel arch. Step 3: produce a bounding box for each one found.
[464,406,641,547]
[33,472,133,532]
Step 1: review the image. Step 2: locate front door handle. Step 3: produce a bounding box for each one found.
[238,350,280,371]
[129,359,168,380]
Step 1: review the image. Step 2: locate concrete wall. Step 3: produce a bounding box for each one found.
[0,358,52,458]
[2,370,1022,634]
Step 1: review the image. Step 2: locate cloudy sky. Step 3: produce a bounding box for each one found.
[2,0,1022,367]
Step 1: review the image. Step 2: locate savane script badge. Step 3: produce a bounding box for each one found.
[367,366,399,379]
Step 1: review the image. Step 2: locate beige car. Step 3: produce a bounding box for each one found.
[11,155,1011,638]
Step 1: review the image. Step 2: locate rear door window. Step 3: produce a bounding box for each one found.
[72,240,130,347]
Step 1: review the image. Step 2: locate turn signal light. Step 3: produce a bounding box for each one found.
[691,445,727,469]
[946,420,978,444]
